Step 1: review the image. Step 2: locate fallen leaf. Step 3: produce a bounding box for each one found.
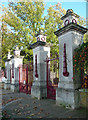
[25,104,29,107]
[39,116,43,118]
[27,111,31,113]
[17,110,20,113]
[18,112,21,115]
[33,101,36,103]
[28,117,32,118]
[40,108,44,112]
[14,109,17,111]
[68,116,72,118]
[21,106,24,109]
[30,114,35,116]
[45,112,49,115]
[38,112,41,115]
[19,104,21,106]
[33,106,37,110]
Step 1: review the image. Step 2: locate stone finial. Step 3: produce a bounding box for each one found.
[61,9,79,26]
[36,30,46,42]
[38,30,44,35]
[16,46,19,50]
[14,46,20,56]
[8,51,12,59]
[66,9,73,14]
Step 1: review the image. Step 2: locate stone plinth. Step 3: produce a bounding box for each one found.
[56,88,80,109]
[31,41,50,99]
[10,83,19,92]
[79,89,88,108]
[4,83,10,90]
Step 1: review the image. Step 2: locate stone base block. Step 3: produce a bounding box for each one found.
[0,82,4,89]
[4,83,10,90]
[79,89,88,108]
[31,85,47,100]
[56,88,80,109]
[10,84,19,92]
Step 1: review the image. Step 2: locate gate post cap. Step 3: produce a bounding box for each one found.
[30,41,46,49]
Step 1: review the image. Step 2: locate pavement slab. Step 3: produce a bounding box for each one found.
[1,89,88,119]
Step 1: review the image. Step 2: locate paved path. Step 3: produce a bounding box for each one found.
[1,89,88,119]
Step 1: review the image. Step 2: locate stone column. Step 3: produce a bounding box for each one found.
[10,56,23,92]
[54,9,88,109]
[4,51,12,89]
[31,41,50,99]
[4,60,11,90]
[10,47,24,92]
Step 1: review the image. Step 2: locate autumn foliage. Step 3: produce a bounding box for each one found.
[73,42,88,88]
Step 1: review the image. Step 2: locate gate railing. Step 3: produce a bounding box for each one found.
[45,55,59,100]
[46,56,59,85]
[19,63,33,94]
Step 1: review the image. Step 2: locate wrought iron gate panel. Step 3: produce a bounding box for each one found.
[19,63,33,94]
[46,55,59,100]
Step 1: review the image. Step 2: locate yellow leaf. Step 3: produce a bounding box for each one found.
[30,114,35,116]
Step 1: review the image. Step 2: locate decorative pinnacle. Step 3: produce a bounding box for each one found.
[39,30,44,34]
[16,46,19,50]
[35,30,46,37]
[61,9,79,20]
[66,9,73,14]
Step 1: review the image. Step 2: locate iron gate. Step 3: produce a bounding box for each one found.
[46,55,59,100]
[19,63,33,94]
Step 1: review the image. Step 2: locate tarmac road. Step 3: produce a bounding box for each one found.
[1,89,88,119]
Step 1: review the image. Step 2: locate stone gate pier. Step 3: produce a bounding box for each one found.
[31,30,50,99]
[54,9,87,109]
[10,47,24,92]
[4,47,24,92]
[4,52,12,90]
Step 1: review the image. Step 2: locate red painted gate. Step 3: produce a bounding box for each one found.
[19,63,33,94]
[46,55,59,100]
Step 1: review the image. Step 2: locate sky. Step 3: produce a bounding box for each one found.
[44,1,86,18]
[0,0,87,19]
